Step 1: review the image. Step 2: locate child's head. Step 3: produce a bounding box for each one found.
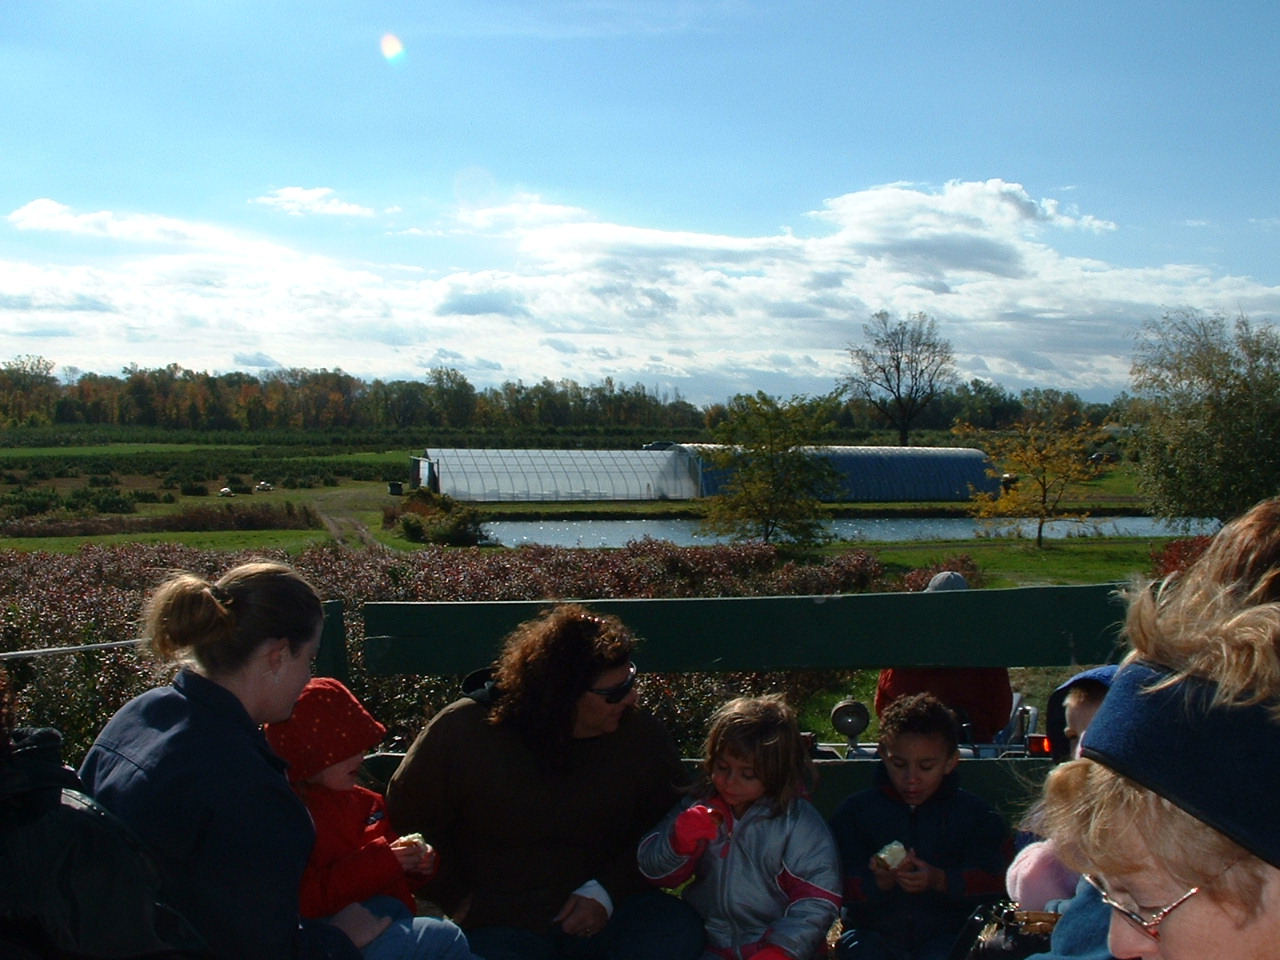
[703,695,808,816]
[1045,664,1118,762]
[1062,679,1109,760]
[264,677,386,789]
[877,693,960,807]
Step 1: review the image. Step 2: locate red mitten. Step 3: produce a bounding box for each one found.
[671,803,723,856]
[748,946,792,960]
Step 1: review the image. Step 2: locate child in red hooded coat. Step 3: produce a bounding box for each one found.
[266,677,478,960]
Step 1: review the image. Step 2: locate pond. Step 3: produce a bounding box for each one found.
[483,515,1218,549]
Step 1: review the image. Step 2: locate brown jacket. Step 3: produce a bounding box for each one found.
[386,696,688,932]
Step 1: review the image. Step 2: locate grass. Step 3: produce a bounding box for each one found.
[0,442,257,458]
[866,536,1160,587]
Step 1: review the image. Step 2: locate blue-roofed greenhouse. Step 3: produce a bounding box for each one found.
[414,445,997,503]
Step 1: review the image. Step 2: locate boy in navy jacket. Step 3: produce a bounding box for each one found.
[829,693,1008,960]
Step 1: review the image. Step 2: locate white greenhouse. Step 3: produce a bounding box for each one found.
[414,447,701,501]
[412,444,997,503]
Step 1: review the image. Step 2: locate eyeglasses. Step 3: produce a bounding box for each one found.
[587,662,637,704]
[1083,873,1200,942]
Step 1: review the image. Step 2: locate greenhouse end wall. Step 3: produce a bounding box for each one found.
[416,448,702,501]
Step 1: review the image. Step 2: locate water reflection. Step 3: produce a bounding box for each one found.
[484,516,1217,549]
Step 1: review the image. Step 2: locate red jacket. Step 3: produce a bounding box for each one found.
[298,784,417,918]
[875,668,1013,743]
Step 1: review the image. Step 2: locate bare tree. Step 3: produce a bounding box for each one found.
[845,311,957,445]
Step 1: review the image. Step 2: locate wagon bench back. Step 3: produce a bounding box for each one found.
[316,583,1128,821]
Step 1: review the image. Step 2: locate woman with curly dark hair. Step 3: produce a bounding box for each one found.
[386,603,703,960]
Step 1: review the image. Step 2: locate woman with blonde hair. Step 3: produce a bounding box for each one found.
[1038,497,1280,958]
[80,560,386,960]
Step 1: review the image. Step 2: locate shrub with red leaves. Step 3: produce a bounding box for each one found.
[2,539,975,762]
[1149,536,1213,579]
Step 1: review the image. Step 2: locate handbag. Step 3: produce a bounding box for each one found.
[951,899,1059,960]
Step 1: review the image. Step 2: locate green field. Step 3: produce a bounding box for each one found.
[0,446,1171,590]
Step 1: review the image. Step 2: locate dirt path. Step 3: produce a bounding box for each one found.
[309,483,397,549]
[316,511,382,548]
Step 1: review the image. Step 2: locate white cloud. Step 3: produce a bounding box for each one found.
[250,187,374,218]
[1,184,1278,405]
[8,199,248,249]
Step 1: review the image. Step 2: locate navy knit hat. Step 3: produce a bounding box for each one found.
[1081,660,1280,869]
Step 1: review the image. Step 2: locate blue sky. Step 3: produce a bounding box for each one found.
[1,1,1277,406]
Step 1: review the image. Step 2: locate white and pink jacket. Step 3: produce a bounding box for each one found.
[638,795,842,960]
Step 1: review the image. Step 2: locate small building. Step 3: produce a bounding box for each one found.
[413,444,997,503]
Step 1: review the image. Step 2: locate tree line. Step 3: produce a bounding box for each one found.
[0,354,1123,439]
[4,303,1273,536]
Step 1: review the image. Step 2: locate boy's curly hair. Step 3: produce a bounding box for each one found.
[489,604,634,768]
[877,693,959,755]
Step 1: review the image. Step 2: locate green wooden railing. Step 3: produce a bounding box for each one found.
[318,585,1128,821]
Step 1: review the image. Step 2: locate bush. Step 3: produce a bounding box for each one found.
[65,487,136,515]
[1150,536,1213,578]
[2,540,980,763]
[0,503,321,537]
[0,488,63,520]
[390,489,489,547]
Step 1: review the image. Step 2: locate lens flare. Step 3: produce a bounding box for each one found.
[381,33,405,63]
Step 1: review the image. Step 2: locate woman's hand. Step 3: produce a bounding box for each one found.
[554,893,609,938]
[327,902,392,949]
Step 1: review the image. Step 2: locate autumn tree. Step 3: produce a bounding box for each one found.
[956,396,1104,548]
[845,311,958,445]
[0,355,59,426]
[1130,308,1280,524]
[699,391,842,545]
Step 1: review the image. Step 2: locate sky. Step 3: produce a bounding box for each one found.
[1,1,1277,407]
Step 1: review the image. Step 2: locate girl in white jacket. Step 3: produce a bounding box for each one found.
[638,696,842,960]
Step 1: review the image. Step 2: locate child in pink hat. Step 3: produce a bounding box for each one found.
[266,677,478,960]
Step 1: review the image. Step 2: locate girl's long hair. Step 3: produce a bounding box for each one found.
[702,694,810,816]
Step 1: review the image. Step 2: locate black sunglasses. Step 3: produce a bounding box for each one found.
[587,662,637,703]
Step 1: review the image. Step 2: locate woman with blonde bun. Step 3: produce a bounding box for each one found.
[81,561,385,960]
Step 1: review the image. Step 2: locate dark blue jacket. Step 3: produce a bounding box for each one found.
[829,765,1008,950]
[80,669,360,960]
